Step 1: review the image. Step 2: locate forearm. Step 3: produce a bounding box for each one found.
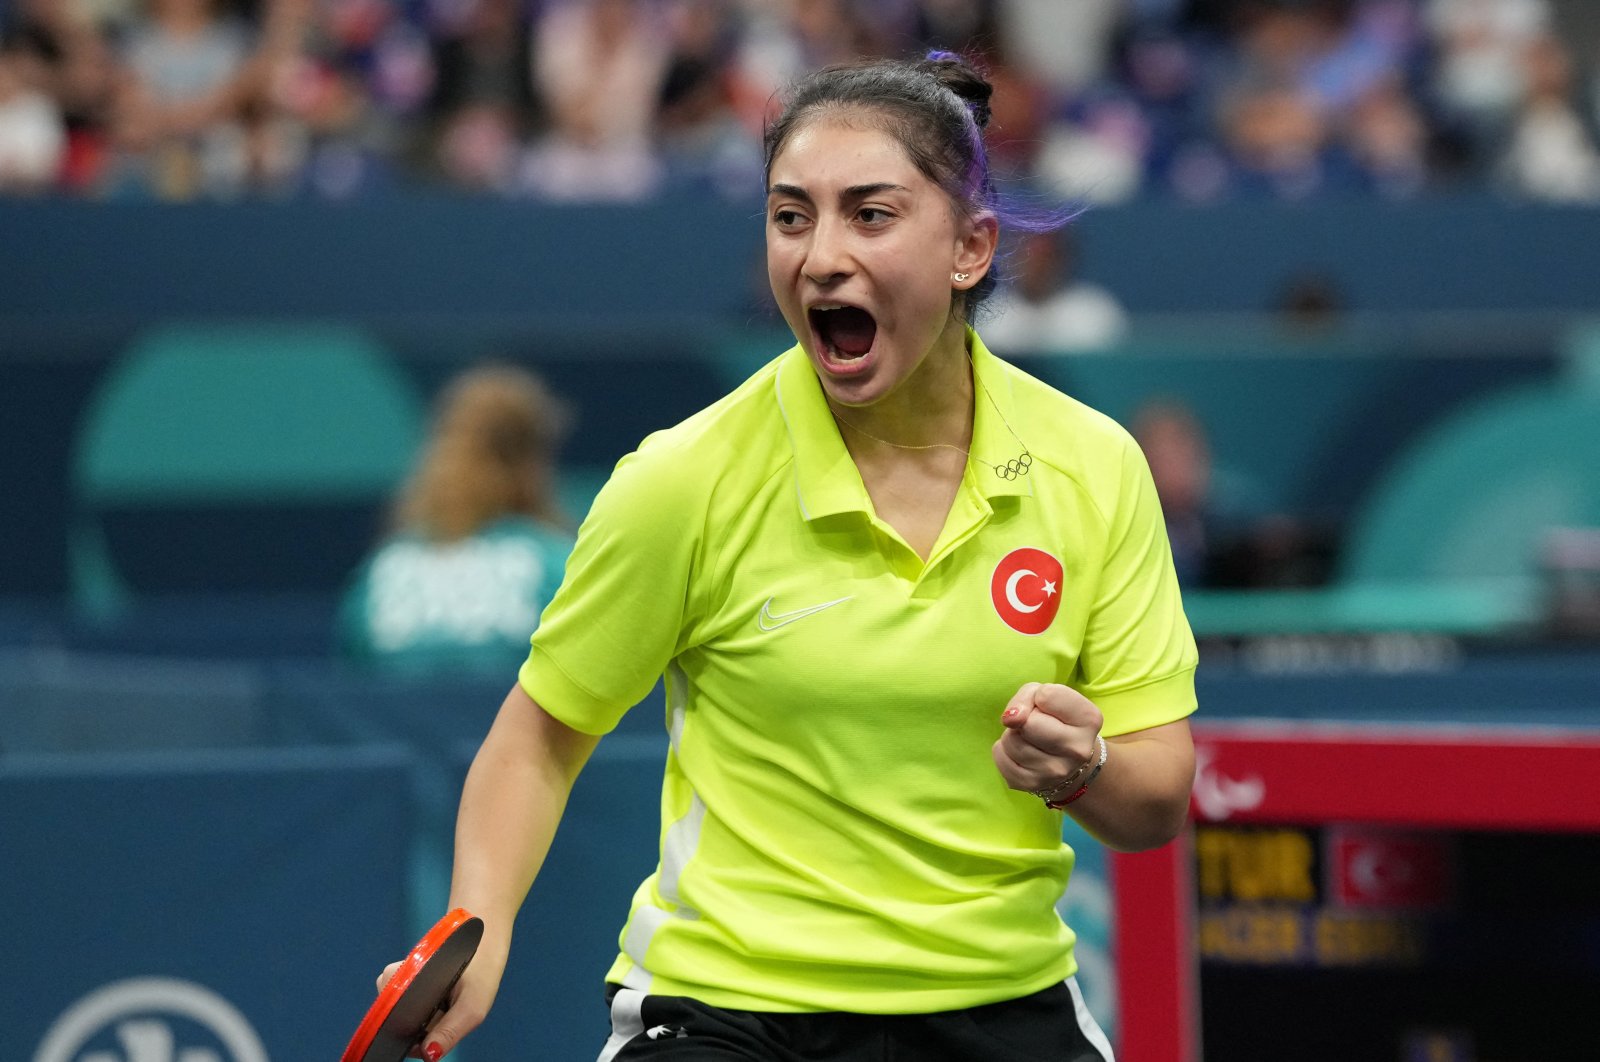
[448,684,600,941]
[1064,721,1194,853]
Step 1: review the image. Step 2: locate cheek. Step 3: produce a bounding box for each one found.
[893,259,958,327]
[766,243,798,292]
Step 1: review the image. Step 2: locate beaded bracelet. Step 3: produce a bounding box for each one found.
[1042,736,1108,810]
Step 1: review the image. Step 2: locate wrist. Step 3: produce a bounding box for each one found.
[1040,735,1107,810]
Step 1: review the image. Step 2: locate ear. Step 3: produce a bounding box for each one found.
[952,213,999,291]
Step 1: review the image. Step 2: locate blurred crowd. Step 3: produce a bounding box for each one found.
[4,0,1600,203]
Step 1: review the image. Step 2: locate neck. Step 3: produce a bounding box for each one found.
[827,321,974,455]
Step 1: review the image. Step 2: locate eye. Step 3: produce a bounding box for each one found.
[857,207,892,225]
[771,207,807,230]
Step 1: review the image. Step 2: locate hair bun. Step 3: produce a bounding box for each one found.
[919,50,994,129]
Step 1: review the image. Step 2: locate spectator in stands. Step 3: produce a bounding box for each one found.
[338,364,575,677]
[0,41,66,190]
[2,0,1593,205]
[1425,0,1552,152]
[1343,75,1431,197]
[653,0,763,197]
[0,0,118,191]
[1133,397,1327,589]
[1498,32,1600,202]
[425,0,539,193]
[105,0,259,198]
[520,0,669,200]
[974,37,1057,180]
[999,0,1123,99]
[1132,400,1217,588]
[280,59,399,199]
[1214,79,1344,199]
[980,228,1130,352]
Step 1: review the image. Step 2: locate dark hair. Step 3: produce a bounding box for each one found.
[763,51,1075,316]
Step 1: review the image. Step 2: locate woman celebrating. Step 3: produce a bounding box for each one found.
[397,52,1197,1062]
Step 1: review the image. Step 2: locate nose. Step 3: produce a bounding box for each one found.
[802,217,853,286]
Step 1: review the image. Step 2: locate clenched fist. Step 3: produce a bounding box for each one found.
[992,682,1103,798]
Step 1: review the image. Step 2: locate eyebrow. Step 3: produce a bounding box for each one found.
[766,182,911,203]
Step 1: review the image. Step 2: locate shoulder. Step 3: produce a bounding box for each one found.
[995,356,1139,465]
[593,353,792,519]
[992,357,1145,515]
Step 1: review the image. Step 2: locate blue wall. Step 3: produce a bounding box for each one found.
[7,196,1600,328]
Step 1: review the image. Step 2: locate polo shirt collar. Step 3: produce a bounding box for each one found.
[774,327,1033,522]
[966,330,1035,502]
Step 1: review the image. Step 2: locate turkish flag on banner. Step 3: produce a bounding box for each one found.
[1327,827,1455,909]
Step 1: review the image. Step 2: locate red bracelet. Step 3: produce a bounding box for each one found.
[1045,736,1107,810]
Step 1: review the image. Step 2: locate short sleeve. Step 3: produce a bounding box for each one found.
[518,444,705,734]
[1073,434,1199,737]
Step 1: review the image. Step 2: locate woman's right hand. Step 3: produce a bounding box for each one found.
[374,933,509,1061]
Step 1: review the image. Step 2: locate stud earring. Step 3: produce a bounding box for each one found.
[953,272,970,283]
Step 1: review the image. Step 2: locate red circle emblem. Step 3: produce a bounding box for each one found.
[991,547,1065,635]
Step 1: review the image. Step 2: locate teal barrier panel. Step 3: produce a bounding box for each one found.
[5,745,413,1062]
[1017,349,1550,522]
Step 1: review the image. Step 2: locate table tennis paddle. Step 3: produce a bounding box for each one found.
[342,908,484,1062]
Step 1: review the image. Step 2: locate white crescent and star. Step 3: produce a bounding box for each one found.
[1004,569,1057,614]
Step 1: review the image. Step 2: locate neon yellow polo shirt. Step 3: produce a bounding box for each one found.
[520,331,1197,1014]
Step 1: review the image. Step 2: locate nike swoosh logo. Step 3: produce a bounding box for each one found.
[757,595,852,631]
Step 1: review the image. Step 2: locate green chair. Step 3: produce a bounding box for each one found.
[71,323,426,618]
[1185,382,1600,638]
[1332,382,1600,631]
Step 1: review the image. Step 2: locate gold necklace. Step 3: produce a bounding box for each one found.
[829,366,1033,481]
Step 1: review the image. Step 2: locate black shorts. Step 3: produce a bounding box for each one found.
[595,980,1114,1062]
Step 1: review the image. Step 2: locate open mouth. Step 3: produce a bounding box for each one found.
[809,305,878,362]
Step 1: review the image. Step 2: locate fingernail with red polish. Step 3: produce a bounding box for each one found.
[1003,707,1019,721]
[423,1044,443,1062]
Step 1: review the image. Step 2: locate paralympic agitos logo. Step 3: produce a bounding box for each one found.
[33,978,268,1062]
[990,547,1064,635]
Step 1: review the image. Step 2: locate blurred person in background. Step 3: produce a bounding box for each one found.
[998,0,1123,100]
[980,228,1130,352]
[1002,0,1148,202]
[1214,78,1342,198]
[1133,397,1325,589]
[729,0,891,136]
[969,36,1056,181]
[425,0,539,193]
[1497,31,1600,202]
[520,0,669,200]
[784,0,888,68]
[1163,0,1429,201]
[653,0,763,197]
[274,57,400,198]
[1132,400,1218,588]
[0,0,119,191]
[1425,0,1551,155]
[0,38,66,189]
[339,364,575,677]
[105,0,258,198]
[1342,74,1431,196]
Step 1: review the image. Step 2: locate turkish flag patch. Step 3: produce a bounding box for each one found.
[991,547,1065,635]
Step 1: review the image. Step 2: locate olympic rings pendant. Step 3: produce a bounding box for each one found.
[994,452,1032,481]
